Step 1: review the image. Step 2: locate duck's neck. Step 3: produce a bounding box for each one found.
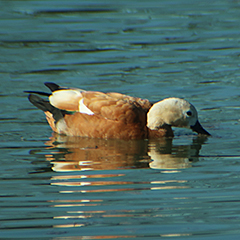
[147,101,167,130]
[147,124,174,139]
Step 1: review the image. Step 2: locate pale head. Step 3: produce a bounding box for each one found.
[147,98,210,136]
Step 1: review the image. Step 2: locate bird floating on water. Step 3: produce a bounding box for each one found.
[25,82,210,139]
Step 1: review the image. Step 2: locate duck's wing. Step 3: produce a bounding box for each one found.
[60,91,151,138]
[80,91,152,124]
[49,89,85,112]
[26,82,153,139]
[49,87,152,123]
[43,81,85,112]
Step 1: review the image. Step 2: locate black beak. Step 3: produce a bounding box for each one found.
[191,120,211,136]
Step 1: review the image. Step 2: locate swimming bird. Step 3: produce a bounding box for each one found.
[25,82,210,139]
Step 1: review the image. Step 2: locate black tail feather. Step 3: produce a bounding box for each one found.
[28,94,64,123]
[28,94,53,112]
[44,82,61,92]
[25,83,69,124]
[24,90,50,96]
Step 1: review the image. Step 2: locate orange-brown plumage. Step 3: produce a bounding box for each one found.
[51,91,151,139]
[26,82,210,139]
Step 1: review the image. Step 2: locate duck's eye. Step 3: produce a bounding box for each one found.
[186,111,192,116]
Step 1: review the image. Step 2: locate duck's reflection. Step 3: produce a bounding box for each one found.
[41,134,207,233]
[45,134,149,172]
[44,134,207,171]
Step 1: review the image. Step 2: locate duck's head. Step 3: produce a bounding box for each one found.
[147,97,210,136]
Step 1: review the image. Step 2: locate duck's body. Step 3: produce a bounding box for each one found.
[26,82,210,139]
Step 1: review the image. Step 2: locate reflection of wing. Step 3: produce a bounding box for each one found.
[45,134,149,171]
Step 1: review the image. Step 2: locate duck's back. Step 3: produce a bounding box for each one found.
[49,90,153,139]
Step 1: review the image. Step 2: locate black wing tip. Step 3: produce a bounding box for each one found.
[27,93,50,112]
[24,82,60,96]
[25,82,64,95]
[24,90,50,96]
[27,93,39,103]
[44,82,61,92]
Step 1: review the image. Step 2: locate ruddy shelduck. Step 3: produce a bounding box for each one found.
[25,82,210,139]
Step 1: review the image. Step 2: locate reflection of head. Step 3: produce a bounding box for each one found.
[148,137,206,170]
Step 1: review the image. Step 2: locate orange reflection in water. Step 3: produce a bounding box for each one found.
[50,233,191,239]
[51,234,136,239]
[45,135,150,172]
[44,134,205,230]
[51,234,191,239]
[45,134,205,172]
[41,135,206,194]
[52,173,125,180]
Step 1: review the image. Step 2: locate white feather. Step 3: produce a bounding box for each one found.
[79,99,94,115]
[50,90,82,106]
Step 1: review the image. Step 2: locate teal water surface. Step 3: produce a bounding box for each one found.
[1,0,240,239]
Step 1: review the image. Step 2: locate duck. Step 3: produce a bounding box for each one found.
[25,82,210,139]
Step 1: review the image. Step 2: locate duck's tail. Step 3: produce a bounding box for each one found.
[25,83,68,133]
[27,94,65,123]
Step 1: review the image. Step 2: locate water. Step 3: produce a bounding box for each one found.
[1,0,240,239]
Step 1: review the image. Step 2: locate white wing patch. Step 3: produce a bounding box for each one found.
[79,99,94,115]
[50,89,82,109]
